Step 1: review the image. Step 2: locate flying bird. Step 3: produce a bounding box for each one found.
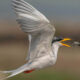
[0,0,80,79]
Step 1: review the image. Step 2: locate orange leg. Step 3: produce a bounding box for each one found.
[24,69,35,74]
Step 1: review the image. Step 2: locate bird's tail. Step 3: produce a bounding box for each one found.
[0,63,30,79]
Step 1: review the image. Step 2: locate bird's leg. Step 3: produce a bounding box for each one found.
[24,69,35,74]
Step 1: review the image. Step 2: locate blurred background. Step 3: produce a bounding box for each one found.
[0,0,80,80]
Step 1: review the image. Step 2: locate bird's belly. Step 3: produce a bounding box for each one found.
[29,55,55,69]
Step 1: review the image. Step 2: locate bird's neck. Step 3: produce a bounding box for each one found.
[52,43,60,60]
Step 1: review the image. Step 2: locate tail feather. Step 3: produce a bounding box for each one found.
[0,63,30,79]
[0,70,14,74]
[6,68,27,78]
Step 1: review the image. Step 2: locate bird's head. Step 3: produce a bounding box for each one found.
[52,37,72,47]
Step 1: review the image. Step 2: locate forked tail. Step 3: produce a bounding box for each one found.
[0,63,30,79]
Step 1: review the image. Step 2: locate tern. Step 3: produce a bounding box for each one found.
[0,0,80,79]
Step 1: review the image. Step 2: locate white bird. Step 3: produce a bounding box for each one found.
[0,0,79,79]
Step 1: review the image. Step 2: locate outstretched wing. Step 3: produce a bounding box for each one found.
[12,0,55,61]
[12,0,50,32]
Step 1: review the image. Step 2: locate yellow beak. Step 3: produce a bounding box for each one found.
[60,38,72,47]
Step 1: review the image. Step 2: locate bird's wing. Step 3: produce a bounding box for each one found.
[12,0,50,32]
[12,0,55,61]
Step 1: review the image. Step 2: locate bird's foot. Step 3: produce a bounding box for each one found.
[24,69,35,74]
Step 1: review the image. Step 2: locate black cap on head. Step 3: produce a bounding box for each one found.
[52,36,63,43]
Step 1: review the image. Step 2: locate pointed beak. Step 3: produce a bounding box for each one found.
[60,38,72,47]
